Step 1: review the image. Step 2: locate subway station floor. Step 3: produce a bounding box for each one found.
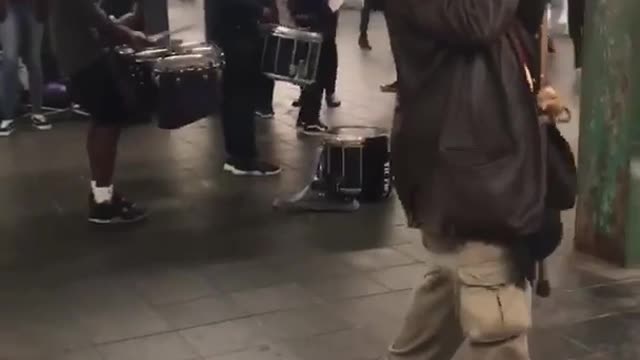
[1,4,640,360]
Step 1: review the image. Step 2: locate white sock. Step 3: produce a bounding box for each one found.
[91,182,114,204]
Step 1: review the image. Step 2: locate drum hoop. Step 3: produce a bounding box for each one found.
[270,26,323,43]
[153,54,220,73]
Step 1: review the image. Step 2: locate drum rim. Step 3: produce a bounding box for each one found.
[324,126,389,145]
[268,25,323,42]
[153,53,221,72]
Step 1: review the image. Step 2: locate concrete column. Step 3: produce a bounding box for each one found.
[575,0,640,266]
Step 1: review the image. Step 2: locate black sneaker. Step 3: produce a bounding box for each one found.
[31,114,53,131]
[358,34,372,51]
[292,98,301,107]
[380,81,398,93]
[325,94,341,108]
[88,193,148,224]
[0,120,15,137]
[299,122,328,136]
[255,110,275,120]
[223,159,282,176]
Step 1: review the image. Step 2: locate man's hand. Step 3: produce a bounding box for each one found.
[126,29,154,51]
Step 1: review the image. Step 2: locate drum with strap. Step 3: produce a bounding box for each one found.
[318,126,392,201]
[152,43,224,129]
[260,25,323,86]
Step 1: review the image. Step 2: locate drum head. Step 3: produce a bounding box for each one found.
[177,42,225,67]
[270,26,323,43]
[115,46,135,57]
[153,54,215,72]
[135,47,172,62]
[326,126,388,145]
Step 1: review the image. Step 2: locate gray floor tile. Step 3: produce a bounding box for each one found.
[156,295,249,329]
[230,283,322,315]
[180,318,269,357]
[302,274,390,301]
[336,248,415,272]
[278,329,384,360]
[132,269,216,306]
[256,307,352,341]
[369,264,426,291]
[98,333,199,360]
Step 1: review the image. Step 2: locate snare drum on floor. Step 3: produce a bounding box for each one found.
[260,25,323,86]
[318,126,392,201]
[153,52,224,130]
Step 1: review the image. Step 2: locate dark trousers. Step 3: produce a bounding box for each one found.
[298,13,339,125]
[360,0,371,35]
[221,38,260,160]
[568,0,585,69]
[256,75,275,113]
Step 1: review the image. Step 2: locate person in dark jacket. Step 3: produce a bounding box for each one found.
[0,0,51,136]
[49,0,151,224]
[384,0,546,359]
[215,0,281,175]
[290,0,341,135]
[568,0,585,71]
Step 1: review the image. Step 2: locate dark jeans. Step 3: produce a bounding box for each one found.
[568,0,585,69]
[297,38,338,125]
[256,75,275,113]
[221,38,260,160]
[360,0,371,35]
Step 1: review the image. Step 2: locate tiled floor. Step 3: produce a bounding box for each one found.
[1,2,640,359]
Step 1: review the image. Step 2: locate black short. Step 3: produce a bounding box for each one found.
[68,56,131,126]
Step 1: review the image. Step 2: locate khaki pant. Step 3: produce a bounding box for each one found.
[388,237,531,360]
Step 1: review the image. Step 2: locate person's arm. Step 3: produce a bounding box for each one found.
[70,0,134,44]
[116,2,144,30]
[401,0,519,46]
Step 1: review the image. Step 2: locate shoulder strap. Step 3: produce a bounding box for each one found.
[507,29,535,93]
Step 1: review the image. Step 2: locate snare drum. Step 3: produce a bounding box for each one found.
[318,126,392,201]
[114,46,172,117]
[153,52,224,130]
[260,25,323,86]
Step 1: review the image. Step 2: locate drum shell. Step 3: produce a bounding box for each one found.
[321,134,392,201]
[154,66,222,130]
[112,48,164,123]
[260,28,322,86]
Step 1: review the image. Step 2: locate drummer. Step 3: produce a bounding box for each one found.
[48,0,151,224]
[290,0,342,136]
[214,0,282,176]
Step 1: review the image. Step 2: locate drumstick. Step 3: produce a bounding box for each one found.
[148,25,195,43]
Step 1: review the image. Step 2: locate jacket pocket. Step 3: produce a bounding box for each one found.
[457,262,531,343]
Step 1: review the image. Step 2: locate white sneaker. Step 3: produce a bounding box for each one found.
[0,120,15,137]
[31,114,53,131]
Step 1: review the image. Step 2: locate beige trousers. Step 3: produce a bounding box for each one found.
[388,237,532,360]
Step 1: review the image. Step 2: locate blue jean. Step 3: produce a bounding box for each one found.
[0,1,44,120]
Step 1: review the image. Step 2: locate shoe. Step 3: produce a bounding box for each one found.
[88,193,148,224]
[0,120,15,137]
[31,114,53,131]
[255,110,275,120]
[325,94,342,108]
[548,38,556,53]
[299,122,328,136]
[223,159,282,176]
[358,34,372,50]
[292,98,301,107]
[380,81,398,93]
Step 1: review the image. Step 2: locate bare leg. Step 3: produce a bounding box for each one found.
[87,124,121,187]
